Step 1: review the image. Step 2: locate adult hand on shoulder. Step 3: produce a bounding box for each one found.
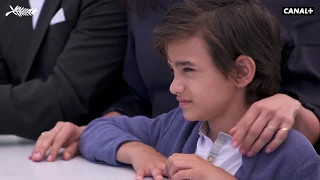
[29,122,85,162]
[166,154,236,180]
[230,93,301,156]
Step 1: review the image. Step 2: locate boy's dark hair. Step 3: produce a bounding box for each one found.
[153,0,282,104]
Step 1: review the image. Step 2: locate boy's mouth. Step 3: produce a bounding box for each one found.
[177,97,192,107]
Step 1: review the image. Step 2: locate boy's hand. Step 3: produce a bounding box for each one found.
[132,152,168,180]
[166,153,236,180]
[116,142,168,180]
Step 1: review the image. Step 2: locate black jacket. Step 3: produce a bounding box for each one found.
[0,0,127,139]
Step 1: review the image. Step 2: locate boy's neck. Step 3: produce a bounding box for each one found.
[207,97,250,141]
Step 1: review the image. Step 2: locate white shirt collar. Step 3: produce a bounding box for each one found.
[198,121,233,141]
[28,0,46,29]
[195,121,242,176]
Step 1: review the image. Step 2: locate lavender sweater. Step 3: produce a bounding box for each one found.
[79,108,320,179]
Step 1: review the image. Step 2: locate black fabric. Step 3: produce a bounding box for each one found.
[0,0,127,139]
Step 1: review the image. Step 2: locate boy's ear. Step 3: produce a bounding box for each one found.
[233,55,256,88]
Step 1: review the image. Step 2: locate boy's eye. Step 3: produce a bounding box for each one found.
[183,68,194,72]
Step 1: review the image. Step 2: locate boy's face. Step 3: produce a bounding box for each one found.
[167,36,238,121]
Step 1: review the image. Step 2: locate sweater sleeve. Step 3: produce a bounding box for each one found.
[79,108,180,166]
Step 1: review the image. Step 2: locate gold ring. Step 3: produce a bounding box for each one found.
[279,128,289,131]
[41,131,49,135]
[266,126,276,131]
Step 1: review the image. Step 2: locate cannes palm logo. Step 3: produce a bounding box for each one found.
[5,5,37,17]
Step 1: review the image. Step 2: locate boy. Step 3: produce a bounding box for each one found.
[79,0,320,179]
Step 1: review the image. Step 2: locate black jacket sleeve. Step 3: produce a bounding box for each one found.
[103,88,152,118]
[0,0,127,139]
[103,13,152,118]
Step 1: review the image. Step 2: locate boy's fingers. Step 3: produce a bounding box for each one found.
[136,169,146,180]
[151,168,164,180]
[171,169,193,180]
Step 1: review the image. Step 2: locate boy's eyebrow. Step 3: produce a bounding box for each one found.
[172,60,196,67]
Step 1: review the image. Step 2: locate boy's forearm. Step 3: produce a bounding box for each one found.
[116,141,161,164]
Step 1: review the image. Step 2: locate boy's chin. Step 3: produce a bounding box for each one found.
[182,111,200,122]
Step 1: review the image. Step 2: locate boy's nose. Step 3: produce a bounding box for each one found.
[169,78,185,95]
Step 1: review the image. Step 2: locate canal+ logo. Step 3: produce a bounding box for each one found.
[283,7,315,15]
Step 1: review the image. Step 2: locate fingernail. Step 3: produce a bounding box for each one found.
[247,151,254,157]
[232,141,238,148]
[34,152,41,158]
[136,176,142,180]
[265,148,272,153]
[47,155,52,161]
